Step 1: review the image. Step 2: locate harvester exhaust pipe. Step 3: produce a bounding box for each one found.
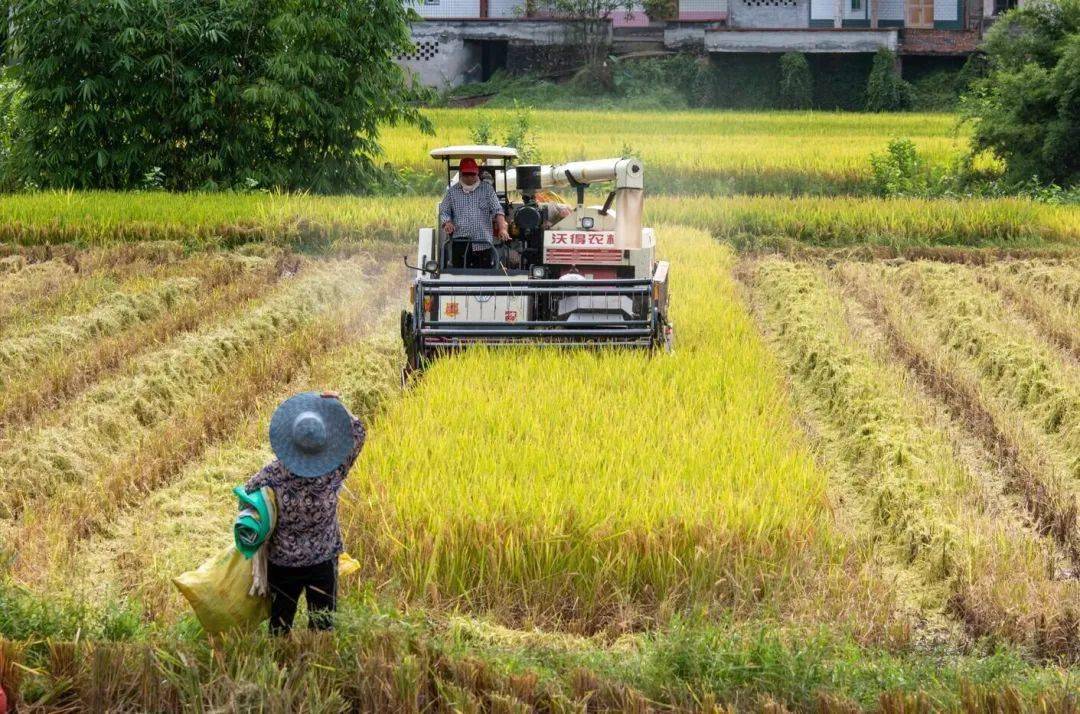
[503,157,644,249]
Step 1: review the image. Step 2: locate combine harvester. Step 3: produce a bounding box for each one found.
[401,145,674,378]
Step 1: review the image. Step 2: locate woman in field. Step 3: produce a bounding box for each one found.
[244,391,366,635]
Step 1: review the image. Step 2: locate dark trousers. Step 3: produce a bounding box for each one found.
[268,558,337,635]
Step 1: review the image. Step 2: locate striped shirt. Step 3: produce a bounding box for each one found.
[438,182,504,251]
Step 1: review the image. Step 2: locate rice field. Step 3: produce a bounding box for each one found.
[380,109,980,195]
[2,110,1080,709]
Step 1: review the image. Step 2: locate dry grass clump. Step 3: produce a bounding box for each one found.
[744,259,1078,658]
[342,227,835,630]
[0,259,374,519]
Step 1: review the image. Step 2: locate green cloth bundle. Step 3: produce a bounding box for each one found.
[234,486,275,559]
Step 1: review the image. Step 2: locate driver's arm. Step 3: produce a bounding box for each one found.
[488,185,508,240]
[438,189,454,234]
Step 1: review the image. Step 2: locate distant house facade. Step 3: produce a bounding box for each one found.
[397,0,1018,88]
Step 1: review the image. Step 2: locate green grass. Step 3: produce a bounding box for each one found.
[0,191,1077,251]
[1,583,1077,711]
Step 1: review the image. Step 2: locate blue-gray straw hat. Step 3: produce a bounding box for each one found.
[269,392,353,478]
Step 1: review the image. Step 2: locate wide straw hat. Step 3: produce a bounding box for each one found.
[269,392,353,478]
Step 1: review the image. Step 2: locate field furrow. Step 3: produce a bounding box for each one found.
[884,263,1080,482]
[743,258,1078,658]
[0,253,290,430]
[0,259,377,517]
[338,226,852,632]
[837,263,1080,566]
[2,259,406,585]
[979,262,1080,361]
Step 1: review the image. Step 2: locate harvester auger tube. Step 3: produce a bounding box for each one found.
[401,145,672,376]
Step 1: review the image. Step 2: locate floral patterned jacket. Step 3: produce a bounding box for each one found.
[244,416,366,567]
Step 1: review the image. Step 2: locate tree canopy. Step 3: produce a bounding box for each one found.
[7,0,427,192]
[964,0,1080,186]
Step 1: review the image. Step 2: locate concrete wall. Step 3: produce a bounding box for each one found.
[396,32,482,87]
[705,27,898,50]
[397,20,602,88]
[730,0,809,27]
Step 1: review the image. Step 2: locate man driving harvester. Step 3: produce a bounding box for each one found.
[438,157,510,268]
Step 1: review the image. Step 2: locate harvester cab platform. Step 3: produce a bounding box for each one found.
[401,145,673,378]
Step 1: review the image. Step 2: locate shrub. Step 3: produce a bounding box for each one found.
[963,0,1080,186]
[7,0,427,192]
[779,52,814,109]
[866,49,913,111]
[870,138,924,196]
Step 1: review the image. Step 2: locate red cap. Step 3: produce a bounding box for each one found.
[458,157,479,175]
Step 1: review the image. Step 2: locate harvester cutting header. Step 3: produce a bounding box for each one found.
[401,145,673,377]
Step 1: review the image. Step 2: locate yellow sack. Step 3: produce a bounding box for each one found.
[173,545,269,635]
[338,551,361,578]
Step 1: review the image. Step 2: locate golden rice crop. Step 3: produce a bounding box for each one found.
[380,109,976,194]
[0,259,375,519]
[648,195,1080,249]
[744,259,1078,656]
[0,191,1076,252]
[0,192,432,249]
[341,226,835,629]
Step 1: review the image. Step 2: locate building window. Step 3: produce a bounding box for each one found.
[851,0,861,9]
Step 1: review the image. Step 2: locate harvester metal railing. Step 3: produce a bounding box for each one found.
[414,277,658,348]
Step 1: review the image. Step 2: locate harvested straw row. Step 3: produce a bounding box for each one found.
[0,253,290,430]
[9,264,405,589]
[836,263,1080,569]
[0,243,247,336]
[745,259,1078,659]
[0,278,198,382]
[0,258,376,519]
[978,263,1080,363]
[889,262,1080,481]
